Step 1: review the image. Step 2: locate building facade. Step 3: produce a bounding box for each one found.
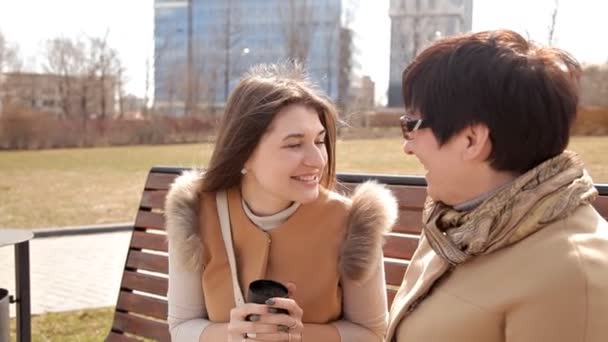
[154,0,359,115]
[388,0,473,107]
[0,72,116,118]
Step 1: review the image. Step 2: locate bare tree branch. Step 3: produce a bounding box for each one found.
[0,31,21,73]
[548,0,559,46]
[44,37,86,119]
[280,0,316,63]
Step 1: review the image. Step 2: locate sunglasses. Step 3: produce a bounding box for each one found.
[399,115,429,140]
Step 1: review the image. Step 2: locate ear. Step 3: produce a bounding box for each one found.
[462,123,491,162]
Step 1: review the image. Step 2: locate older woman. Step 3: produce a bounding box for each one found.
[386,30,608,342]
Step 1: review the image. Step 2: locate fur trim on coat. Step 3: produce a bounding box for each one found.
[339,181,399,283]
[164,170,204,272]
[165,172,398,282]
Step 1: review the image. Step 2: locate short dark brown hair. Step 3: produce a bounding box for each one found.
[201,63,338,192]
[402,29,581,173]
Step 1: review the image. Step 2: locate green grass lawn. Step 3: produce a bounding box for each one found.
[1,136,607,228]
[10,307,114,341]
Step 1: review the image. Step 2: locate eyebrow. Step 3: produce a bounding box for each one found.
[282,129,326,141]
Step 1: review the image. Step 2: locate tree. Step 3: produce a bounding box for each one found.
[280,0,316,63]
[86,33,122,120]
[548,0,559,46]
[0,31,21,73]
[336,0,359,111]
[0,31,22,112]
[217,0,243,103]
[44,37,86,119]
[44,34,123,143]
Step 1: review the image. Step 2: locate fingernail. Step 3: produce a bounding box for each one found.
[267,307,278,314]
[278,325,289,333]
[249,314,260,322]
[265,298,275,305]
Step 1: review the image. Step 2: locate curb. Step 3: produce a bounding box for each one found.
[32,222,133,238]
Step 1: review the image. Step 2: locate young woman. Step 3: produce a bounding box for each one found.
[165,63,397,341]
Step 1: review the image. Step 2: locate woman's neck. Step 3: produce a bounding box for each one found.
[240,181,293,216]
[453,169,517,210]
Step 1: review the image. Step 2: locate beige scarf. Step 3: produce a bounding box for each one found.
[395,150,597,324]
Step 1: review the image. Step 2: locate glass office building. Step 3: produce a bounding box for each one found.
[154,0,357,115]
[388,0,472,107]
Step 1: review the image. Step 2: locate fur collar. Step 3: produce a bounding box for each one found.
[165,171,398,282]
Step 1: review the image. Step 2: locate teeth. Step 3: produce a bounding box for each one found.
[294,175,318,182]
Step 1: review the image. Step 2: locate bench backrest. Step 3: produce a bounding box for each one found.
[106,167,608,341]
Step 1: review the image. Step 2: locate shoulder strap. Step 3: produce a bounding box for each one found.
[216,190,245,307]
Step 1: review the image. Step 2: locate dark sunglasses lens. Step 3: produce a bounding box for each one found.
[400,119,409,139]
[405,120,419,131]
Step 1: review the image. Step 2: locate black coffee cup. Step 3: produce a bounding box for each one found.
[246,279,289,317]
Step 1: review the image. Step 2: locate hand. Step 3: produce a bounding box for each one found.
[254,282,303,342]
[227,303,284,342]
[228,282,304,342]
[262,294,304,342]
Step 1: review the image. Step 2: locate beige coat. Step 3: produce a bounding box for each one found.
[386,204,608,342]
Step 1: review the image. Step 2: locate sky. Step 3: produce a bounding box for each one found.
[1,0,607,104]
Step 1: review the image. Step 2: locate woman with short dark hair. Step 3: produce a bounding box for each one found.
[387,29,608,342]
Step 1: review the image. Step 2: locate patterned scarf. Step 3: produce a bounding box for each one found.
[387,151,598,341]
[392,151,598,324]
[423,150,597,266]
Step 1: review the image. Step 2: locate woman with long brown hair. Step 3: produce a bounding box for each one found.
[165,63,397,341]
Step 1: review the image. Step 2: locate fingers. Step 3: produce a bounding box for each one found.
[286,282,297,298]
[245,332,292,341]
[264,297,304,336]
[265,298,303,319]
[229,297,304,341]
[228,304,280,341]
[230,303,272,321]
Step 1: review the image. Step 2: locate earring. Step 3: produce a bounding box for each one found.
[241,168,247,175]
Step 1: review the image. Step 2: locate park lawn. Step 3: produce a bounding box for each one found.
[1,136,607,229]
[10,307,114,341]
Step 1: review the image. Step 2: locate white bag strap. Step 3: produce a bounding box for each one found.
[216,190,245,307]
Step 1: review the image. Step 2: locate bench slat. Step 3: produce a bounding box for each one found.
[394,210,423,234]
[121,270,168,297]
[594,196,608,219]
[140,190,169,210]
[387,289,398,308]
[117,291,168,320]
[131,231,168,252]
[383,234,419,260]
[384,259,408,286]
[112,311,170,341]
[146,173,179,190]
[105,331,142,342]
[336,183,427,208]
[134,211,165,231]
[391,185,427,209]
[126,250,168,274]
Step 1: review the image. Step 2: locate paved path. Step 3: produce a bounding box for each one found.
[0,231,131,317]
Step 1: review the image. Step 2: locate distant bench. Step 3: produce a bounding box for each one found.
[105,166,608,341]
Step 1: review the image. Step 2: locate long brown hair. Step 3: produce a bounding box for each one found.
[201,63,338,192]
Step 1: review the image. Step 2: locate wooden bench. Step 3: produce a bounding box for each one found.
[106,166,608,341]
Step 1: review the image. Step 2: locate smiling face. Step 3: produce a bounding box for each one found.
[240,103,328,215]
[402,110,518,206]
[403,128,469,205]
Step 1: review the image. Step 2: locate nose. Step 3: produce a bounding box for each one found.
[304,144,327,169]
[403,140,415,155]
